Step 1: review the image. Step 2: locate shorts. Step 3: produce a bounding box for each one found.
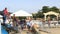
[27,25,31,30]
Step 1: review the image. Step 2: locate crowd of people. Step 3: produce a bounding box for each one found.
[1,13,46,34]
[1,14,50,34]
[1,8,60,34]
[1,14,60,34]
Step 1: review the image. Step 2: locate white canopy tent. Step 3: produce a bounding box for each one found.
[0,15,3,23]
[11,10,32,17]
[0,15,3,17]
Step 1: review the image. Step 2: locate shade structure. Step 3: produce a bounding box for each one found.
[11,10,32,17]
[0,15,3,17]
[43,11,59,20]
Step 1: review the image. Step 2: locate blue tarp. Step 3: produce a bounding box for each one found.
[1,25,8,34]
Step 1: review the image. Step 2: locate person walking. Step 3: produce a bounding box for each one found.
[42,18,45,29]
[20,19,24,30]
[26,17,34,34]
[26,18,31,31]
[12,14,18,33]
[38,18,42,29]
[48,18,51,28]
[3,8,9,24]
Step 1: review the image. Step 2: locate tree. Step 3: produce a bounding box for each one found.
[36,11,44,18]
[32,13,37,18]
[49,6,59,13]
[32,6,60,19]
[42,6,49,13]
[32,11,44,18]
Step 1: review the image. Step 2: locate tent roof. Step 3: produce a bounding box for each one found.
[11,10,32,16]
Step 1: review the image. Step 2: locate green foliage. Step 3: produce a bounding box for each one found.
[49,6,59,13]
[37,12,44,18]
[32,12,44,18]
[32,13,37,18]
[32,6,60,18]
[42,6,59,13]
[19,17,26,20]
[42,6,49,13]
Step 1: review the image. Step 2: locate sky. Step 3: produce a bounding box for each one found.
[0,0,60,13]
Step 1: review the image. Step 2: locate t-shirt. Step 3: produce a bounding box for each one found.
[13,17,16,21]
[30,20,34,27]
[27,22,31,26]
[20,20,25,24]
[26,20,31,26]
